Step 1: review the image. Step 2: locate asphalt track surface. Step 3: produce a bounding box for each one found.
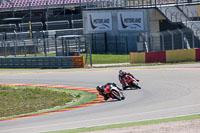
[0,63,200,133]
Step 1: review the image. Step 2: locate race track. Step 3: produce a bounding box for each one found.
[0,63,200,133]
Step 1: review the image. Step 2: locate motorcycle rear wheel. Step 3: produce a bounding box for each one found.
[131,82,141,89]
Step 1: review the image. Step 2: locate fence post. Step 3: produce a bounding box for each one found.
[168,30,174,50]
[91,34,95,53]
[192,34,195,48]
[115,36,118,54]
[126,36,128,54]
[43,32,47,56]
[160,32,165,51]
[94,35,97,53]
[55,35,58,56]
[34,39,37,56]
[104,32,108,54]
[65,39,69,56]
[177,29,184,49]
[3,33,7,57]
[14,31,17,57]
[36,37,39,56]
[89,37,92,67]
[145,32,149,52]
[24,41,26,57]
[4,41,7,57]
[61,37,64,56]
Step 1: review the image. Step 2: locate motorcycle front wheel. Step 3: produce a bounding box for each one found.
[111,90,122,101]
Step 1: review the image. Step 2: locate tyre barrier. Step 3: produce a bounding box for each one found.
[130,49,200,63]
[0,56,84,68]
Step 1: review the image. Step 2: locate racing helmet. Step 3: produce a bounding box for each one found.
[96,86,104,93]
[96,86,101,91]
[119,70,124,76]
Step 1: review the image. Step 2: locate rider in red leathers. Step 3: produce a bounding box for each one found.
[119,70,139,90]
[96,83,121,100]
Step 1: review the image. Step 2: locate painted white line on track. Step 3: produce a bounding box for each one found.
[1,104,200,132]
[43,112,200,133]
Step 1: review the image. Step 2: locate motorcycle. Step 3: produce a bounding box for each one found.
[122,75,141,90]
[97,83,125,101]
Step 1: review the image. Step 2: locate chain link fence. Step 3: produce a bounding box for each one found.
[0,29,86,57]
[138,28,200,52]
[0,28,200,58]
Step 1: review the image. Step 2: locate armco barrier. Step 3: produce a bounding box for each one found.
[166,49,195,63]
[129,52,145,63]
[130,49,200,63]
[145,51,166,63]
[0,56,84,68]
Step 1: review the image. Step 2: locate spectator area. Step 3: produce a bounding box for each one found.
[0,0,95,8]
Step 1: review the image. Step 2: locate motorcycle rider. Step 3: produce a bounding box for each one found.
[96,83,121,100]
[118,70,139,90]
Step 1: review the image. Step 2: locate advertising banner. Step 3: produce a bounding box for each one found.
[87,12,112,31]
[118,12,144,31]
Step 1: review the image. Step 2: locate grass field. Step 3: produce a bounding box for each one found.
[0,85,97,119]
[0,85,75,117]
[82,54,130,64]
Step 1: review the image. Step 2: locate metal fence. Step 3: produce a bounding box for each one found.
[0,28,200,58]
[91,33,138,54]
[138,28,200,52]
[0,29,85,57]
[90,28,200,54]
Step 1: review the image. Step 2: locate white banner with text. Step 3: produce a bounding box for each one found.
[118,12,144,31]
[87,12,112,31]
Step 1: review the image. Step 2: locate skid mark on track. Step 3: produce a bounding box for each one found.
[0,83,104,122]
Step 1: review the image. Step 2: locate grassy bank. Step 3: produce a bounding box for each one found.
[82,54,130,64]
[0,85,97,119]
[0,85,75,117]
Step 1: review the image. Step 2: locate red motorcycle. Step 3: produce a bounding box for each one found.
[122,75,141,90]
[97,83,125,101]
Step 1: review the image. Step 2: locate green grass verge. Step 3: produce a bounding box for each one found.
[0,85,74,117]
[81,54,130,64]
[0,85,97,120]
[46,114,200,133]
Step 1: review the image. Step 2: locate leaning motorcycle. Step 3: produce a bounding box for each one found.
[109,84,125,101]
[97,84,125,101]
[122,75,141,90]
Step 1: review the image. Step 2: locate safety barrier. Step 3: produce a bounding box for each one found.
[130,49,200,63]
[196,49,200,61]
[129,52,145,63]
[145,51,166,63]
[0,56,84,68]
[166,49,195,63]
